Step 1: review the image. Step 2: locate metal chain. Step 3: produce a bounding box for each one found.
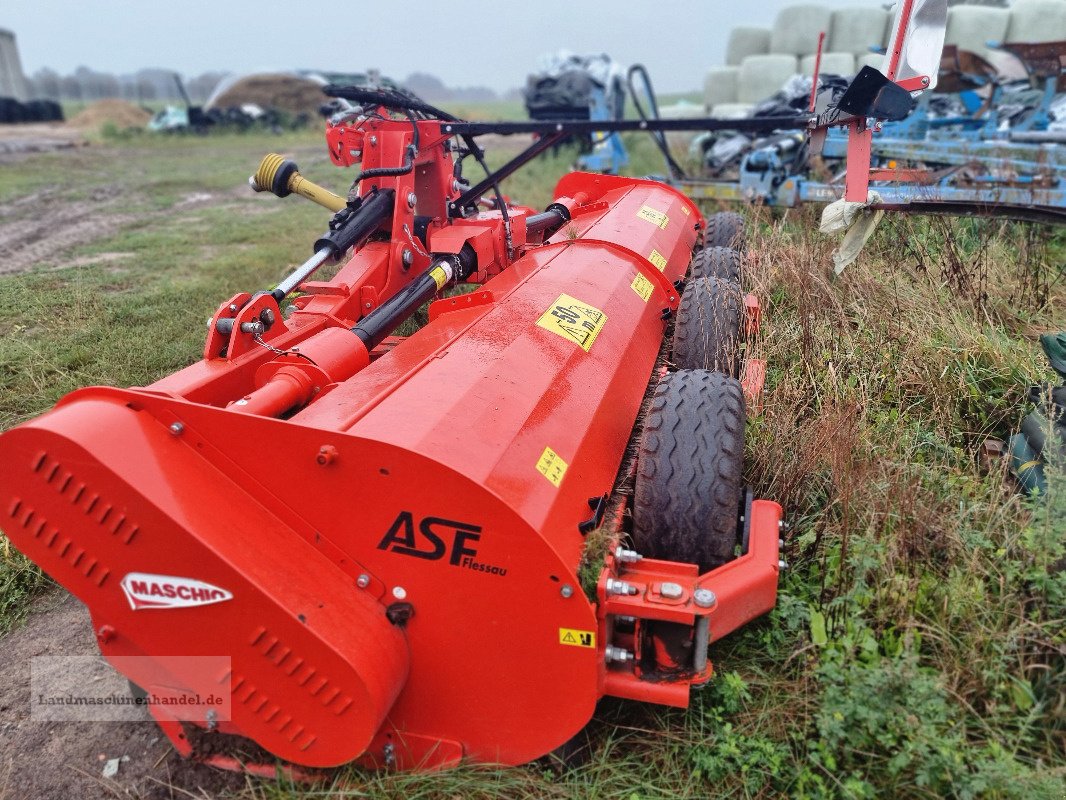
[252,332,288,356]
[401,222,431,259]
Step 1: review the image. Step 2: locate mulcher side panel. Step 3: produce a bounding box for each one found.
[0,396,409,767]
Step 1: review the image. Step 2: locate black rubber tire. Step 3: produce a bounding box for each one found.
[632,370,745,572]
[691,246,742,284]
[705,211,746,250]
[672,276,742,376]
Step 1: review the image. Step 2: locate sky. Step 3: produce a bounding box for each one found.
[4,0,871,94]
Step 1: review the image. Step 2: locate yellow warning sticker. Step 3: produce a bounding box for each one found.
[559,628,596,648]
[648,249,668,272]
[536,293,607,352]
[631,273,654,302]
[637,205,669,229]
[429,265,449,289]
[536,446,568,487]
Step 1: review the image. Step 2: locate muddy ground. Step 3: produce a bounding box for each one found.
[0,590,248,799]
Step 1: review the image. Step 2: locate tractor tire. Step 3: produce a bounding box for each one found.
[691,246,743,284]
[632,370,745,572]
[705,211,746,250]
[672,276,742,375]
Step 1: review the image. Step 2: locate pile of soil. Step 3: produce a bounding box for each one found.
[67,100,152,131]
[208,74,325,114]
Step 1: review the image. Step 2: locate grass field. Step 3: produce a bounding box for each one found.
[0,115,1063,799]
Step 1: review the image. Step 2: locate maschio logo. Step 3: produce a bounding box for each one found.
[120,573,233,611]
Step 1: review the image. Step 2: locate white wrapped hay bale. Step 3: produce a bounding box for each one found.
[856,52,886,72]
[800,52,857,77]
[770,5,834,56]
[726,27,772,66]
[738,54,800,103]
[828,7,890,55]
[1005,0,1066,44]
[945,5,1009,57]
[704,66,740,110]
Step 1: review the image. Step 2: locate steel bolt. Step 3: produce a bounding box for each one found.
[316,445,338,466]
[560,584,574,598]
[96,624,116,643]
[614,546,643,564]
[169,422,184,436]
[392,586,407,600]
[693,588,717,608]
[402,248,413,267]
[356,574,370,588]
[606,578,638,596]
[228,304,238,312]
[206,709,218,731]
[406,191,417,209]
[369,135,377,146]
[604,645,634,663]
[365,301,373,309]
[659,581,684,600]
[778,559,788,570]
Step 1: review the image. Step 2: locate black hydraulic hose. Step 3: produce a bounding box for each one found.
[351,247,477,351]
[322,84,459,121]
[353,109,420,183]
[627,64,687,180]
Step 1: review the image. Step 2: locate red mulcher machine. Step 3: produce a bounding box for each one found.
[0,85,782,773]
[0,0,944,763]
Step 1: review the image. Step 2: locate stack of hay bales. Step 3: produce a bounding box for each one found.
[705,5,889,117]
[704,1,1066,118]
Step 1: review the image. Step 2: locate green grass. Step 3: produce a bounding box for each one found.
[1,104,1064,797]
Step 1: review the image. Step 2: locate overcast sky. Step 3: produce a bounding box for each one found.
[5,0,870,93]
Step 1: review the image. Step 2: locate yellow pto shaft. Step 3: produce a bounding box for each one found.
[250,153,347,213]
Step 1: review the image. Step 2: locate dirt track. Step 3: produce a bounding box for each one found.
[0,186,134,275]
[0,590,246,800]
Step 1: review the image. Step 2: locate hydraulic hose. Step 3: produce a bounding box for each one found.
[353,110,420,183]
[627,64,687,180]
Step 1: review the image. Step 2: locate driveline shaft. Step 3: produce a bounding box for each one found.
[351,246,476,351]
